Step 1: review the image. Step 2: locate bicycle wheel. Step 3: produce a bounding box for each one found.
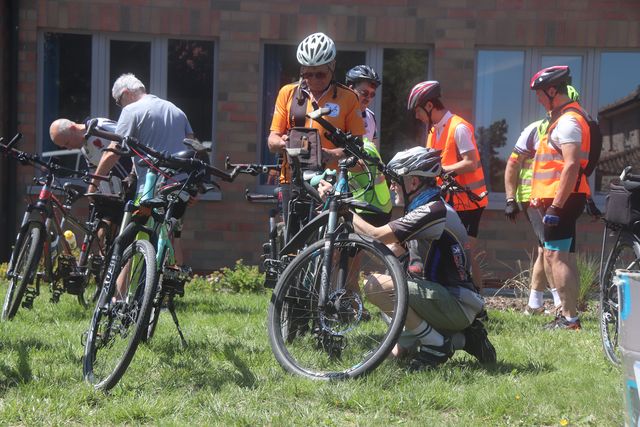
[2,223,43,321]
[268,233,407,380]
[600,230,640,365]
[82,239,157,390]
[144,250,169,343]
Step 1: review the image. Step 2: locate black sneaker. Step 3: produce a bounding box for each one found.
[463,320,497,364]
[409,337,454,371]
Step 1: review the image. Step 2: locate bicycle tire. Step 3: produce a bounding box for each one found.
[144,250,170,343]
[82,239,157,391]
[2,223,43,321]
[599,230,640,365]
[267,233,407,380]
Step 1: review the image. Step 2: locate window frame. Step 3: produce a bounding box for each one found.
[36,30,220,200]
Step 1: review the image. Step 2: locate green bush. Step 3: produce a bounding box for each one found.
[196,259,265,294]
[577,252,599,311]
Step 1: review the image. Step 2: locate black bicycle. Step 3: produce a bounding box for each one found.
[1,133,120,319]
[81,121,248,390]
[599,166,640,365]
[266,107,407,380]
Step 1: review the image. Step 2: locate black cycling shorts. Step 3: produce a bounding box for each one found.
[534,193,586,253]
[456,207,484,238]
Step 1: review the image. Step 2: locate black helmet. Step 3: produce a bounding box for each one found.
[173,149,210,164]
[530,65,571,90]
[345,65,381,87]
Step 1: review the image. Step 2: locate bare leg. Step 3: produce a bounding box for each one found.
[545,249,579,318]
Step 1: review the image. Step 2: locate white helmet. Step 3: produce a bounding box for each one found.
[296,32,336,66]
[387,147,442,178]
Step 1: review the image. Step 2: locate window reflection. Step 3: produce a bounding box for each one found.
[109,40,151,120]
[381,48,429,162]
[167,39,214,143]
[475,50,524,192]
[42,33,92,156]
[596,52,640,191]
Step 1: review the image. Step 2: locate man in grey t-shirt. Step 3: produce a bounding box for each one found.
[90,73,194,264]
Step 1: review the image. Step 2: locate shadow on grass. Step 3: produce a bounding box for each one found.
[0,342,33,394]
[149,338,259,391]
[173,298,260,316]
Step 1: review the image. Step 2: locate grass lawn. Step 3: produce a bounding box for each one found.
[0,278,623,426]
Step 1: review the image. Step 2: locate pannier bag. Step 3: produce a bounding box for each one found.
[604,179,640,226]
[286,127,322,171]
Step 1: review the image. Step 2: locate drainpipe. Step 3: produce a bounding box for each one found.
[1,0,18,262]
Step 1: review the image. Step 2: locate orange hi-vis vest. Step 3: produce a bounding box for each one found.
[426,114,488,211]
[530,101,591,200]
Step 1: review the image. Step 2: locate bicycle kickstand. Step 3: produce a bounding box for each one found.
[167,297,188,348]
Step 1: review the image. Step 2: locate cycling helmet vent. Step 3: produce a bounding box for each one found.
[345,65,381,87]
[407,81,441,111]
[296,32,336,67]
[530,65,571,90]
[388,147,442,178]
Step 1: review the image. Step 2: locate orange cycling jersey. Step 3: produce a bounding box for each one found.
[270,83,364,183]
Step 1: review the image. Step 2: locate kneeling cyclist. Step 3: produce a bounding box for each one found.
[352,147,496,370]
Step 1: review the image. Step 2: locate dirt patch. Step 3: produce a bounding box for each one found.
[484,295,528,312]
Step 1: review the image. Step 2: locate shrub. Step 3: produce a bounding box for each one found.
[204,259,265,294]
[576,253,599,311]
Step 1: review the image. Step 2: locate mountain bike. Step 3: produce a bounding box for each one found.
[266,107,407,380]
[599,166,640,365]
[1,133,120,320]
[81,121,247,391]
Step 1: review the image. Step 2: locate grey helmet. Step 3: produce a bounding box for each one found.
[387,147,442,178]
[296,32,336,66]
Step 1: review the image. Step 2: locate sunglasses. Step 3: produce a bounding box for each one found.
[115,91,125,108]
[301,71,329,80]
[357,89,376,99]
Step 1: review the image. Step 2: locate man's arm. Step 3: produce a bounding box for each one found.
[268,131,287,154]
[504,153,525,200]
[352,213,397,245]
[441,149,478,175]
[553,142,581,208]
[88,141,121,192]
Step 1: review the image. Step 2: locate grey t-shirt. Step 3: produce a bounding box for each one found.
[115,94,193,187]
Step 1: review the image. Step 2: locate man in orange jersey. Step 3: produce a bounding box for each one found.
[268,32,364,218]
[407,81,488,292]
[529,66,589,331]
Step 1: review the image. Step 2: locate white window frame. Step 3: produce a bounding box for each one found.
[37,30,220,200]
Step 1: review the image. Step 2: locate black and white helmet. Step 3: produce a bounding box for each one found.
[296,32,336,66]
[387,147,442,178]
[345,65,381,87]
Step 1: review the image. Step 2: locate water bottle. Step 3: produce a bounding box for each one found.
[63,230,77,250]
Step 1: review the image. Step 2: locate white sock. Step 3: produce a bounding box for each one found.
[411,320,444,347]
[565,315,579,323]
[550,288,561,307]
[528,290,544,309]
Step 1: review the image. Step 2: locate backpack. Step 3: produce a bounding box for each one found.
[548,105,602,178]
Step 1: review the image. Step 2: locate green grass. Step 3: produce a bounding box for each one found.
[0,278,624,426]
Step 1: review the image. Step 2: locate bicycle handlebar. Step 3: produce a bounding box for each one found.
[225,156,279,176]
[84,119,242,183]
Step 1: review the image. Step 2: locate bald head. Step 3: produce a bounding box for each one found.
[50,119,84,149]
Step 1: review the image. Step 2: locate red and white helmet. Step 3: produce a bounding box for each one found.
[530,65,571,90]
[407,81,441,110]
[296,32,336,67]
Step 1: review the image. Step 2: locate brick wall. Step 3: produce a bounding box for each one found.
[11,0,640,282]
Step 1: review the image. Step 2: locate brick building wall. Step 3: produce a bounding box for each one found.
[9,0,640,282]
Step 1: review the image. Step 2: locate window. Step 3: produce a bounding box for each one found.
[39,33,216,180]
[260,44,430,183]
[475,49,620,197]
[596,52,640,192]
[380,48,429,162]
[42,33,92,166]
